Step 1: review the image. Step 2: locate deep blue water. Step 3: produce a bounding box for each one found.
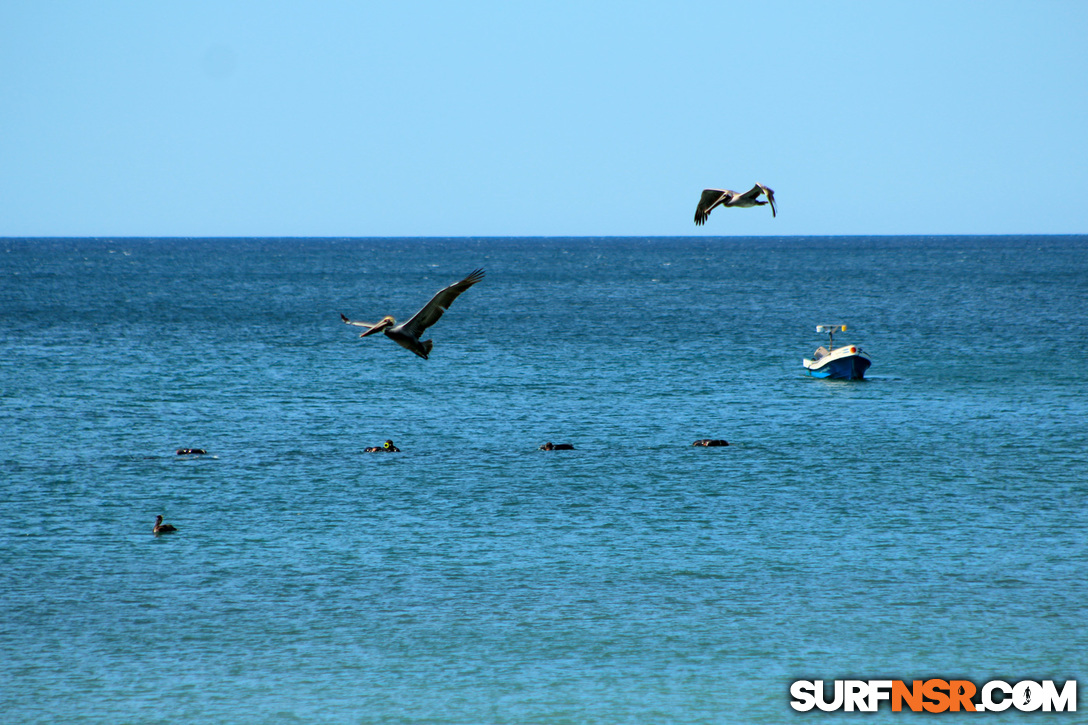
[1,236,1086,723]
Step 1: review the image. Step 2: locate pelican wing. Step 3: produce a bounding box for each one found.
[694,189,731,226]
[401,269,485,337]
[340,312,377,328]
[736,184,766,202]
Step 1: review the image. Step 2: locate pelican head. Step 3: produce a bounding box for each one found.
[360,316,396,337]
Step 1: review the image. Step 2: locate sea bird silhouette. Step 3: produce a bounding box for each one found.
[694,184,776,225]
[340,269,484,359]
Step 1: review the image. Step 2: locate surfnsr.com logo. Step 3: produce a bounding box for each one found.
[790,679,1077,713]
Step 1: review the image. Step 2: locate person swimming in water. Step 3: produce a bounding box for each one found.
[153,515,177,534]
[364,440,400,452]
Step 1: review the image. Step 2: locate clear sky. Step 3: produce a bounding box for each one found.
[2,1,1086,237]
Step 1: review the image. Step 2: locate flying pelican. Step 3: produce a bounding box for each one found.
[694,183,776,225]
[340,269,485,359]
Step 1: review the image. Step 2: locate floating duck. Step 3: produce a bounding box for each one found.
[364,439,401,453]
[340,269,485,359]
[153,515,177,534]
[694,184,776,225]
[176,448,206,455]
[539,442,574,451]
[692,439,729,447]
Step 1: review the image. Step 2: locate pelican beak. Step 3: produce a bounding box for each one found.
[360,317,393,337]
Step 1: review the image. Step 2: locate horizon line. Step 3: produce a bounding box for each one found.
[3,233,1086,241]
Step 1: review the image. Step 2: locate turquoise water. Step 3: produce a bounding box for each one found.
[2,236,1086,723]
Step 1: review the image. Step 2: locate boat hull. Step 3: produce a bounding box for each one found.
[803,349,872,380]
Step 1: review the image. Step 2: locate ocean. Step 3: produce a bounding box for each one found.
[2,236,1086,723]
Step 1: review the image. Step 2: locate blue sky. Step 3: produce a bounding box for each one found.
[2,1,1086,237]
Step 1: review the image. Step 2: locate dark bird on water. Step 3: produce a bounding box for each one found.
[153,515,177,534]
[365,440,401,452]
[340,269,485,359]
[694,184,776,225]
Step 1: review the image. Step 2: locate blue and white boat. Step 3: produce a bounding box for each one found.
[802,325,872,379]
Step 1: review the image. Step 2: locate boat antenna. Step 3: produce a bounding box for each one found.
[817,324,847,350]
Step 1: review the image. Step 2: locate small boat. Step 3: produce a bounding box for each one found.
[802,325,872,379]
